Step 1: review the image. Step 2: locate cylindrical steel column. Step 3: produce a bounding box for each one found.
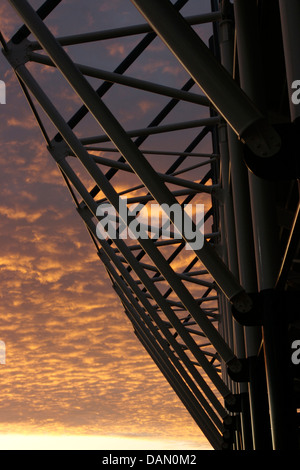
[234,0,295,450]
[218,8,270,450]
[233,1,280,291]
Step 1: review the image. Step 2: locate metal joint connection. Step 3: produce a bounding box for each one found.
[48,140,71,164]
[3,38,31,69]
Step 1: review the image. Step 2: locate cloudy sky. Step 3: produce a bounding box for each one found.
[0,0,215,450]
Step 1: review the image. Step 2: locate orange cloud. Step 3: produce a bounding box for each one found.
[98,0,122,13]
[0,205,45,223]
[138,100,157,114]
[7,116,39,130]
[106,43,126,58]
[0,4,22,38]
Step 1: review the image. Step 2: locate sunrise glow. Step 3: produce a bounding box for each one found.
[0,434,210,450]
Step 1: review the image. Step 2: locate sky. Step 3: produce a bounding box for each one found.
[0,0,215,450]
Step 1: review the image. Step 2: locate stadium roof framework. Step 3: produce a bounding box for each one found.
[1,0,300,450]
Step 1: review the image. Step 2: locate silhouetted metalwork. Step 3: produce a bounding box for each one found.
[2,0,299,450]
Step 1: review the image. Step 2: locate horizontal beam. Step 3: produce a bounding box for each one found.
[79,117,220,146]
[120,189,200,204]
[112,236,217,252]
[96,187,203,205]
[84,147,219,158]
[134,271,215,288]
[82,153,216,193]
[29,12,223,49]
[28,51,210,107]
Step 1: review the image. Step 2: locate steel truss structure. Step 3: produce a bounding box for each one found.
[1,0,300,450]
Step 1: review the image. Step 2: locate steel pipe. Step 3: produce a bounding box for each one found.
[28,51,211,107]
[85,153,216,193]
[234,0,290,450]
[79,118,220,146]
[30,12,223,49]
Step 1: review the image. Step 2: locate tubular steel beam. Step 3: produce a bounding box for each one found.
[85,153,216,194]
[29,12,223,49]
[84,148,217,158]
[79,118,220,145]
[218,11,264,451]
[28,51,211,107]
[234,0,297,450]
